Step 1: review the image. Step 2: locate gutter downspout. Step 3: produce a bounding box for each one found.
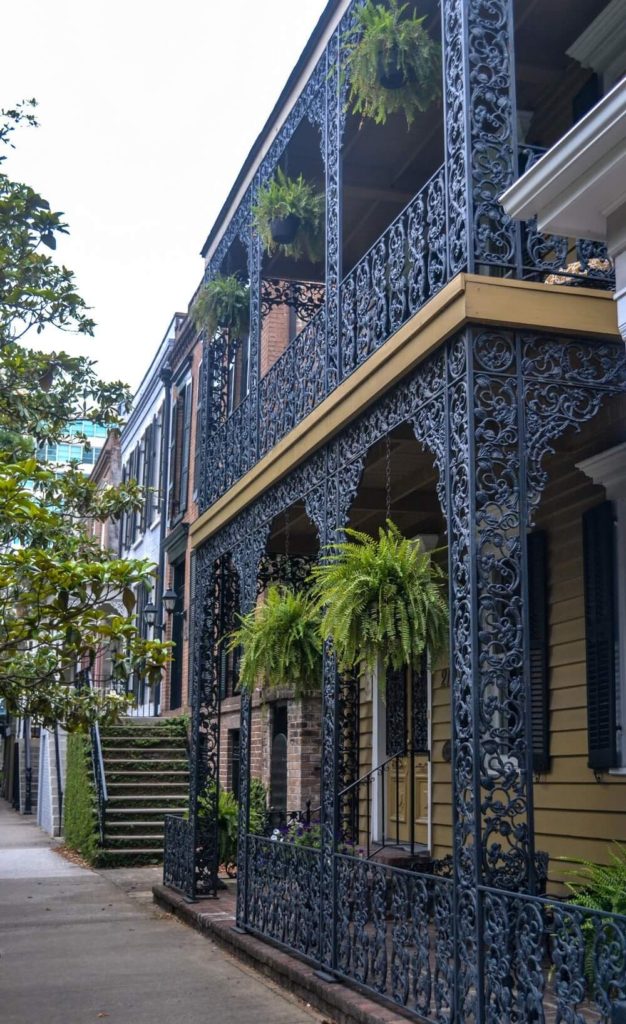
[155,361,173,716]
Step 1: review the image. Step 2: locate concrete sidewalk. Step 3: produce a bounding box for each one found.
[0,800,324,1024]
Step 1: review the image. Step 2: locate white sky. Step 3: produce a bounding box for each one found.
[3,0,327,390]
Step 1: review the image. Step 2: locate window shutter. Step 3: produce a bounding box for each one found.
[583,501,618,771]
[168,397,180,523]
[527,530,550,773]
[194,360,203,500]
[178,381,193,516]
[140,425,151,533]
[130,445,140,545]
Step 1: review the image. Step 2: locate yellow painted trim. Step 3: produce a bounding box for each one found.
[191,274,618,548]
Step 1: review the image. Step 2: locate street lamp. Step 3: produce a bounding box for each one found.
[143,589,178,634]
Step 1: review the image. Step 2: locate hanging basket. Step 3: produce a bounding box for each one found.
[270,213,301,246]
[376,43,406,90]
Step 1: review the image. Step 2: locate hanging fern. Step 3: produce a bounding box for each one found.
[310,519,448,673]
[252,168,324,262]
[191,274,250,339]
[227,584,322,696]
[343,0,441,127]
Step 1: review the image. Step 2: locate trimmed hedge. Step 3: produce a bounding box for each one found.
[64,733,99,862]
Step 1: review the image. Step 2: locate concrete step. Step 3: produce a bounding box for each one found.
[107,781,189,790]
[102,736,187,749]
[96,848,164,865]
[106,807,187,818]
[106,834,165,850]
[101,748,188,762]
[107,823,166,836]
[106,771,189,785]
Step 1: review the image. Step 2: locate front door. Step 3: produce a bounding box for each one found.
[383,660,430,849]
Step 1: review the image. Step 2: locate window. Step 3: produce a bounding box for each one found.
[578,444,626,772]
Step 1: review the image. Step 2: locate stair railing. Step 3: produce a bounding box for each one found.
[90,719,108,845]
[338,749,417,860]
[79,669,108,845]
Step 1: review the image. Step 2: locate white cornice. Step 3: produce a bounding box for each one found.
[500,78,626,233]
[577,442,626,498]
[567,0,626,83]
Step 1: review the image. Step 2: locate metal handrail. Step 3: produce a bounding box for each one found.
[90,719,108,845]
[338,748,422,861]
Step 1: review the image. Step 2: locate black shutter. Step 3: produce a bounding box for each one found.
[583,502,618,771]
[140,425,151,534]
[168,396,180,523]
[194,360,203,499]
[527,531,550,773]
[178,381,193,516]
[386,666,407,757]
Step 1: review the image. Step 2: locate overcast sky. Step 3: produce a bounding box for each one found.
[3,0,327,389]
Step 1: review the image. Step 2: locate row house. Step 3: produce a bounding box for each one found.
[157,2,626,1023]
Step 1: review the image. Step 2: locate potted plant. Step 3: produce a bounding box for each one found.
[310,520,448,674]
[191,274,250,338]
[343,0,441,127]
[227,584,322,696]
[252,168,324,262]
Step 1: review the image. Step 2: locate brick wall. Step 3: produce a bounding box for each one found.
[218,691,322,818]
[260,303,291,377]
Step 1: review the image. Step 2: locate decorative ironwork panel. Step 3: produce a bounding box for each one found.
[260,278,325,324]
[163,813,194,895]
[482,888,626,1023]
[385,666,407,757]
[442,0,518,275]
[337,669,360,844]
[258,308,326,458]
[519,147,615,287]
[257,552,316,593]
[336,856,454,1022]
[245,835,322,962]
[411,657,429,754]
[340,166,447,381]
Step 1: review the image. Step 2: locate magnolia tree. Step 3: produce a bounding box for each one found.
[0,100,170,730]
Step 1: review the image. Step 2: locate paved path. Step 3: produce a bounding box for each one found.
[0,800,323,1024]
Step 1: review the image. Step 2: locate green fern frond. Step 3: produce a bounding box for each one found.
[343,0,441,127]
[310,519,448,673]
[226,584,322,696]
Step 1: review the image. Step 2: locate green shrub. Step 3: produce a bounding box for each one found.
[64,733,99,862]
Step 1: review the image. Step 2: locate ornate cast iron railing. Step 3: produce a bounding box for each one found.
[260,278,325,324]
[90,720,108,846]
[163,813,194,896]
[258,307,326,457]
[481,888,626,1023]
[340,164,447,380]
[203,152,614,510]
[245,834,322,962]
[338,750,423,860]
[335,857,454,1020]
[518,146,616,288]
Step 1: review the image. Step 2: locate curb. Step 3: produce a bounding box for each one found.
[152,883,410,1024]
